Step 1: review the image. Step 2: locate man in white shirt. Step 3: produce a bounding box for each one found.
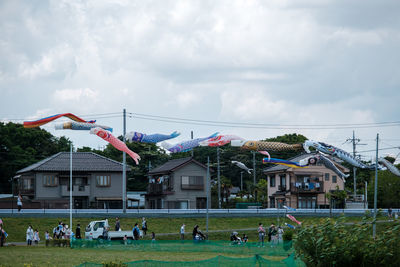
[180,224,185,240]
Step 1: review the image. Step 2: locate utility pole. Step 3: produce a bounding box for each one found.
[240,171,243,191]
[252,151,256,186]
[217,147,221,209]
[191,131,194,157]
[69,143,73,233]
[346,131,366,199]
[122,109,127,213]
[206,157,210,236]
[373,133,379,239]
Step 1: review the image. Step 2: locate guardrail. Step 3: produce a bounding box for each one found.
[0,208,397,217]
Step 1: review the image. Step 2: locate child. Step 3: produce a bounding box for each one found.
[123,234,127,245]
[242,234,248,243]
[33,229,40,245]
[151,232,156,247]
[45,231,51,247]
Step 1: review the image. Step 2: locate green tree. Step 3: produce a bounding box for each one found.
[368,167,400,208]
[0,122,71,193]
[256,178,268,204]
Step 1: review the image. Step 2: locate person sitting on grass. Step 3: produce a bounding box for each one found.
[230,232,242,245]
[242,234,248,243]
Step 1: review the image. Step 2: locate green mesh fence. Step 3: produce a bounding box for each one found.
[71,239,294,257]
[75,255,304,267]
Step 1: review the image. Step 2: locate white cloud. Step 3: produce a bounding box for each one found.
[52,88,99,103]
[176,91,201,109]
[0,0,399,158]
[325,28,383,46]
[18,44,75,79]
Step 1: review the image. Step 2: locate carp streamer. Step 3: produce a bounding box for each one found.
[90,127,140,165]
[125,131,180,143]
[24,113,94,128]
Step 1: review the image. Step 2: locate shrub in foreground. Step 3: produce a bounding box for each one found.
[294,217,400,266]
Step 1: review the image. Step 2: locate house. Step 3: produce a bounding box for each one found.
[264,152,348,209]
[14,152,131,209]
[145,157,211,209]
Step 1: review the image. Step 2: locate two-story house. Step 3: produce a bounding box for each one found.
[145,157,211,209]
[15,152,130,209]
[264,152,348,209]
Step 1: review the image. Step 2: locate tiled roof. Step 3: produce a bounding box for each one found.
[149,157,207,175]
[17,152,129,173]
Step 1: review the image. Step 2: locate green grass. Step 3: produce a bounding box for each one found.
[1,215,390,242]
[0,215,396,267]
[0,246,273,267]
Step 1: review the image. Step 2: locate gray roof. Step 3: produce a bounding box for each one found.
[263,152,348,173]
[149,157,207,175]
[17,152,129,174]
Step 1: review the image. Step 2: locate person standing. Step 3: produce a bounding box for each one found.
[115,217,120,231]
[388,207,393,218]
[26,225,33,246]
[141,217,147,236]
[258,223,266,247]
[268,223,275,242]
[75,224,81,239]
[277,226,284,244]
[192,225,199,240]
[33,229,40,245]
[0,225,6,247]
[180,223,185,240]
[45,231,51,247]
[17,194,22,212]
[133,223,140,240]
[270,225,278,247]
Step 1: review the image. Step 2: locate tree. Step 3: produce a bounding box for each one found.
[368,167,400,208]
[0,122,71,193]
[256,178,268,204]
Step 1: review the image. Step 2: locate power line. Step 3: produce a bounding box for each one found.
[357,146,400,153]
[128,112,400,129]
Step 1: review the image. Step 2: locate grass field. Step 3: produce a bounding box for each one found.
[0,215,370,242]
[0,215,396,267]
[1,246,283,267]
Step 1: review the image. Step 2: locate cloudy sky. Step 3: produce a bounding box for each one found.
[1,0,400,162]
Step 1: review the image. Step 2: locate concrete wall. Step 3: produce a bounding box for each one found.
[33,171,123,203]
[165,163,210,209]
[89,172,123,202]
[35,172,62,199]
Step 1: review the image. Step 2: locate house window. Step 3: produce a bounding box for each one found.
[96,175,111,187]
[325,173,330,181]
[279,175,286,191]
[332,175,337,183]
[43,175,58,187]
[270,176,276,187]
[22,178,34,190]
[181,176,204,190]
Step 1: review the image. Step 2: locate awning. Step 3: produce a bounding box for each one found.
[95,197,122,201]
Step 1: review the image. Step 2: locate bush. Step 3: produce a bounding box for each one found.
[293,217,400,266]
[282,229,294,241]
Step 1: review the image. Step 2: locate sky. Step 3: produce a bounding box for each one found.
[1,0,400,163]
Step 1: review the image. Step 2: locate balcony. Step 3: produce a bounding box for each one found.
[290,181,324,193]
[278,185,287,191]
[147,183,174,195]
[61,185,90,197]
